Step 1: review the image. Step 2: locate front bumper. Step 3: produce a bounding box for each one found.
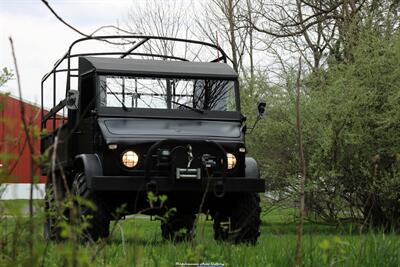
[88,176,265,193]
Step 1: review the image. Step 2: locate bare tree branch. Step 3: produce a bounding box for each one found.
[41,0,134,45]
[9,36,36,261]
[41,0,89,37]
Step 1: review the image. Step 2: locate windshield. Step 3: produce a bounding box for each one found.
[98,75,237,111]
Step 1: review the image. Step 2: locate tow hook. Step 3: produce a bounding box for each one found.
[213,181,225,198]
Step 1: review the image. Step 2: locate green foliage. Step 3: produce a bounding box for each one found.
[319,236,350,265]
[2,205,400,266]
[241,72,299,192]
[303,30,400,226]
[0,68,13,87]
[242,30,400,228]
[146,192,176,223]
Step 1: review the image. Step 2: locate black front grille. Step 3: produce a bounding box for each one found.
[102,140,244,178]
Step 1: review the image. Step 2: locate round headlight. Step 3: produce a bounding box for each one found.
[122,150,139,168]
[226,153,237,170]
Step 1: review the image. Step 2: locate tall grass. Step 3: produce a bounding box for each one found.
[1,201,399,267]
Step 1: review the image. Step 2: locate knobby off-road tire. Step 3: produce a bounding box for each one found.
[213,193,261,245]
[44,176,66,241]
[72,172,110,242]
[161,213,196,242]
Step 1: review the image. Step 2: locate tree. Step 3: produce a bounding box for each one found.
[304,30,400,228]
[248,0,400,69]
[195,0,260,77]
[125,0,193,59]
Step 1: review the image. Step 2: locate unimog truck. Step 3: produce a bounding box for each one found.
[41,35,265,244]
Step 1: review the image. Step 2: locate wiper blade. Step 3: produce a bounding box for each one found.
[171,100,204,114]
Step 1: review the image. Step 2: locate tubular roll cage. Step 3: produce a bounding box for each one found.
[40,35,229,131]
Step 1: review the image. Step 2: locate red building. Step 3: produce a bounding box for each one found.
[0,94,49,198]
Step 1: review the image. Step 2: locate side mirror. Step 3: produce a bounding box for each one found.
[66,90,79,110]
[257,100,266,117]
[248,100,266,134]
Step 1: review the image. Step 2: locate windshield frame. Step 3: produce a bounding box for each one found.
[95,73,241,115]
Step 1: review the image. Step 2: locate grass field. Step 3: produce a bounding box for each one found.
[1,201,400,267]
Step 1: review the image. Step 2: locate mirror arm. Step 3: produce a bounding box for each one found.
[247,115,261,134]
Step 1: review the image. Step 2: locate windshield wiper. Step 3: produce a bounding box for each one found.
[104,85,128,111]
[171,100,204,114]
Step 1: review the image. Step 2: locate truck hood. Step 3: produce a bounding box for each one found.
[98,118,242,142]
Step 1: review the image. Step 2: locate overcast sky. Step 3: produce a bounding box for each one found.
[0,0,136,106]
[1,0,266,110]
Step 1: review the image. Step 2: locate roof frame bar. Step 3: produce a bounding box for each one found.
[41,35,230,129]
[120,38,149,58]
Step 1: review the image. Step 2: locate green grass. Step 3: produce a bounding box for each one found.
[1,200,400,267]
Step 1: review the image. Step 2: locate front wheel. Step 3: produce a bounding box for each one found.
[213,193,261,244]
[44,175,66,241]
[72,172,110,241]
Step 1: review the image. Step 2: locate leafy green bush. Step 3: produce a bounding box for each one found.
[243,30,400,228]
